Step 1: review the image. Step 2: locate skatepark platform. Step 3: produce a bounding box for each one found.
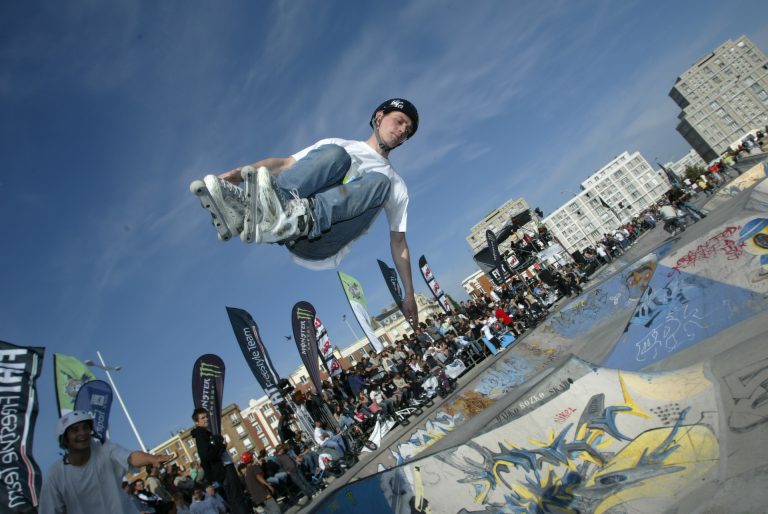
[307,159,768,513]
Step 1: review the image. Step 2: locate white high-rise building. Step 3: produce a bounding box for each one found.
[670,35,768,162]
[664,149,707,178]
[543,151,667,253]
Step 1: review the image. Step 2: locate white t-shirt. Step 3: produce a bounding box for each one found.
[39,440,140,514]
[290,138,409,269]
[659,205,677,220]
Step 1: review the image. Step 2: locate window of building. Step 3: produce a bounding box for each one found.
[228,448,238,458]
[224,434,231,444]
[183,455,190,464]
[229,413,239,424]
[299,376,307,384]
[255,424,263,434]
[243,438,253,449]
[248,413,256,423]
[236,425,246,436]
[262,405,271,414]
[268,415,277,424]
[260,436,269,447]
[187,439,195,448]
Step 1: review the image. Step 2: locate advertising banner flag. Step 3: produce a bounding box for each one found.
[74,380,113,443]
[53,353,96,416]
[338,272,384,353]
[226,307,285,407]
[486,229,513,283]
[0,339,44,512]
[192,354,225,436]
[378,259,416,329]
[315,316,342,378]
[418,255,452,314]
[291,301,323,394]
[659,162,683,189]
[377,259,403,309]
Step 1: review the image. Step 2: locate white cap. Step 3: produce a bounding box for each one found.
[57,410,93,437]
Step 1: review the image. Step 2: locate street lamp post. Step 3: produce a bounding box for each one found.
[341,314,361,341]
[84,351,147,452]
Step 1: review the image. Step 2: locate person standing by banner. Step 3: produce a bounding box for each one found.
[38,411,168,514]
[190,408,251,514]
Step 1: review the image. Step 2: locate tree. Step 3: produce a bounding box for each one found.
[683,165,705,182]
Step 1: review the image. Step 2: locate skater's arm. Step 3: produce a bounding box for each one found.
[390,231,419,326]
[218,157,296,185]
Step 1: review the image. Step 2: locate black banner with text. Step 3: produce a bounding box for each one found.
[226,307,284,407]
[192,354,225,436]
[291,301,322,394]
[0,339,44,512]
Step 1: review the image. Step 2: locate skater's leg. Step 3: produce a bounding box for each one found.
[275,144,351,198]
[288,173,391,260]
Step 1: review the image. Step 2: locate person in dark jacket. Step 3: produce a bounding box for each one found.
[190,408,250,514]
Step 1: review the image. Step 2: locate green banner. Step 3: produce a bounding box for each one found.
[54,353,96,416]
[338,271,383,353]
[339,271,368,308]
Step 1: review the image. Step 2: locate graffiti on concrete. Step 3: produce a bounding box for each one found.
[473,357,533,399]
[670,225,744,274]
[391,411,466,464]
[388,358,536,466]
[725,357,768,433]
[418,371,718,514]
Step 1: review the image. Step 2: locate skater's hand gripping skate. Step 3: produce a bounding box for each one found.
[218,167,244,186]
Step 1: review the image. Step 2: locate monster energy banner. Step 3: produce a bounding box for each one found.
[315,316,342,378]
[226,307,284,407]
[74,380,113,443]
[486,229,512,285]
[291,301,323,394]
[418,255,452,313]
[53,353,96,416]
[192,354,225,436]
[377,259,415,329]
[0,340,44,513]
[338,272,384,354]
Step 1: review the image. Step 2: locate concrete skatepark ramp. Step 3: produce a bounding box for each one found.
[358,250,668,476]
[316,358,721,513]
[310,174,768,513]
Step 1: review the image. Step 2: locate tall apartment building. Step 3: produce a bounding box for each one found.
[466,198,532,253]
[670,35,768,162]
[543,151,667,253]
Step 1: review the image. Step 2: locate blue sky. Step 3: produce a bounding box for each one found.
[2,1,767,472]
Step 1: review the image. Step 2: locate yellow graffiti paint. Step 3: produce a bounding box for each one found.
[621,365,710,400]
[617,372,652,419]
[587,425,719,514]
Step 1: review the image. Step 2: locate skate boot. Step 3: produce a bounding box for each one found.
[240,165,263,244]
[241,166,313,244]
[189,175,247,241]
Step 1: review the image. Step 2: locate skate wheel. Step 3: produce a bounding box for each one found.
[413,408,423,416]
[400,418,410,426]
[189,180,206,195]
